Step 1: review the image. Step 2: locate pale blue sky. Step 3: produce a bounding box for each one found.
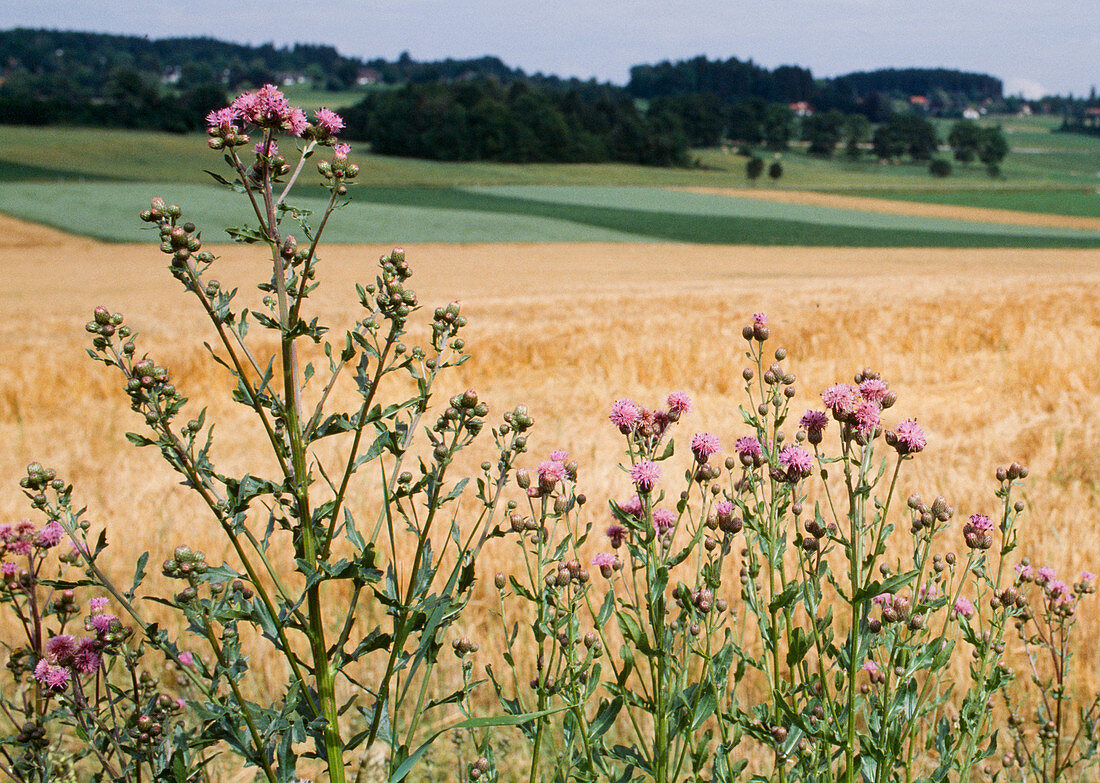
[3,1,1097,98]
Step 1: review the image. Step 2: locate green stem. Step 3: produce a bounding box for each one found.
[262,155,345,783]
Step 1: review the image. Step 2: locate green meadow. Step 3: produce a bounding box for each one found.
[0,119,1097,246]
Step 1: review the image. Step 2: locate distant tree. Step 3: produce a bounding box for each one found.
[977,126,1009,167]
[727,98,765,144]
[928,158,951,177]
[649,93,729,147]
[948,120,983,162]
[871,123,905,160]
[803,109,846,156]
[872,113,938,160]
[763,103,795,150]
[746,156,765,182]
[768,160,783,180]
[843,114,870,159]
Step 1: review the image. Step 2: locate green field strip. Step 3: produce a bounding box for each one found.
[2,181,1098,247]
[824,188,1100,219]
[0,182,643,243]
[464,185,1100,241]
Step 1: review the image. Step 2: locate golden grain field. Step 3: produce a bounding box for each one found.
[1,214,1098,778]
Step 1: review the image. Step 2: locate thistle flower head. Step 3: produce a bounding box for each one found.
[313,107,345,137]
[734,436,763,460]
[853,401,881,438]
[630,460,661,492]
[36,521,64,549]
[953,597,975,618]
[652,508,676,534]
[666,391,692,417]
[34,659,70,691]
[605,524,627,548]
[609,399,641,430]
[690,432,721,462]
[777,445,813,482]
[799,410,828,434]
[821,384,861,419]
[891,419,927,455]
[858,378,890,404]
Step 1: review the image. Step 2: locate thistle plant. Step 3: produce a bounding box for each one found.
[996,565,1098,781]
[0,474,201,783]
[3,84,535,783]
[489,313,1096,783]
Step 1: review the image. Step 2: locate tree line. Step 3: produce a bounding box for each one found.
[339,80,691,165]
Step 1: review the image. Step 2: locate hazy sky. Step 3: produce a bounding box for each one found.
[3,1,1097,98]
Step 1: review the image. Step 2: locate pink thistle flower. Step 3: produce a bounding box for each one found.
[205,107,239,132]
[88,596,109,613]
[230,91,260,122]
[953,597,975,618]
[690,432,721,462]
[890,419,926,455]
[1015,563,1034,581]
[1036,566,1056,585]
[45,634,77,661]
[666,391,692,417]
[1046,580,1070,600]
[919,583,938,602]
[619,495,644,519]
[652,508,676,534]
[1082,571,1096,585]
[821,384,861,419]
[609,399,641,430]
[0,523,10,540]
[537,459,567,491]
[963,513,995,550]
[73,639,101,674]
[333,143,351,160]
[7,539,31,557]
[752,312,767,327]
[36,521,64,549]
[872,593,892,607]
[630,460,661,493]
[799,410,828,435]
[178,651,195,668]
[858,378,890,404]
[1,563,15,577]
[777,446,813,481]
[861,660,880,673]
[90,613,118,634]
[255,140,279,157]
[313,107,345,136]
[734,436,763,461]
[549,449,569,462]
[592,553,619,578]
[254,84,290,124]
[284,107,309,136]
[605,524,627,548]
[34,659,70,691]
[853,401,881,438]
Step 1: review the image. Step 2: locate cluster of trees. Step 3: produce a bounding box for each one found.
[629,56,817,105]
[627,56,1006,117]
[340,80,691,165]
[647,94,798,149]
[840,68,1003,103]
[0,29,1016,171]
